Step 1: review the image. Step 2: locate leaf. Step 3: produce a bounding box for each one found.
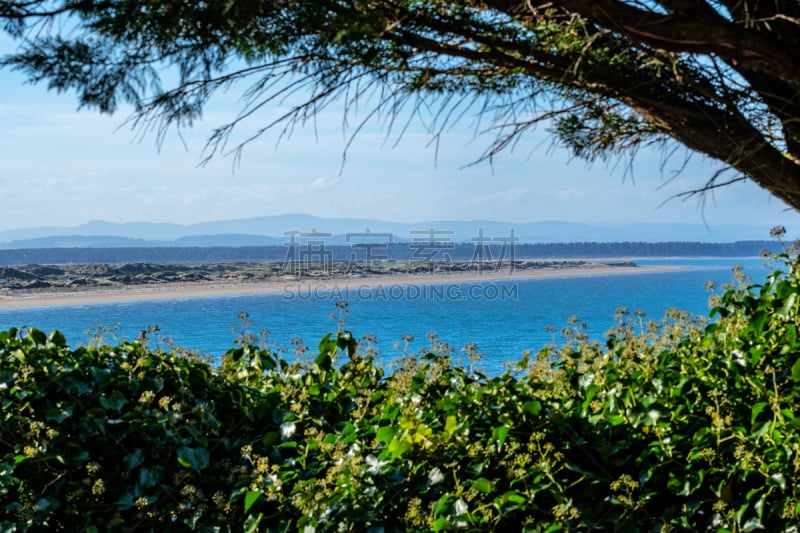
[778,292,798,317]
[749,310,769,332]
[337,330,357,357]
[139,466,159,487]
[0,328,17,342]
[125,449,144,470]
[472,477,492,493]
[48,330,67,347]
[116,493,136,511]
[433,494,450,515]
[176,446,210,472]
[582,383,600,412]
[388,436,410,459]
[99,390,128,412]
[742,517,765,532]
[504,491,526,504]
[376,426,395,444]
[607,414,626,426]
[523,400,542,417]
[752,420,771,440]
[318,333,336,355]
[244,490,262,513]
[432,518,451,532]
[225,347,244,362]
[46,406,73,423]
[785,324,798,347]
[494,425,510,449]
[775,279,794,299]
[28,328,46,346]
[35,498,50,510]
[444,415,457,435]
[243,512,263,533]
[314,353,332,372]
[752,491,766,519]
[791,358,800,382]
[340,422,356,437]
[767,472,786,491]
[254,350,277,371]
[262,430,280,448]
[751,402,769,425]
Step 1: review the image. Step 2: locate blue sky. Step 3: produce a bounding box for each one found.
[2,36,799,235]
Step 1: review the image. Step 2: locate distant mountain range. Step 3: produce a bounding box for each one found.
[0,214,790,249]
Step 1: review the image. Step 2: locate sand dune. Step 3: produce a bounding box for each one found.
[0,264,685,309]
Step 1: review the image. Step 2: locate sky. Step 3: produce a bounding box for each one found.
[2,37,800,235]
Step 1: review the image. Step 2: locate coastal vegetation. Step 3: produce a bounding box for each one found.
[0,259,630,294]
[3,246,800,530]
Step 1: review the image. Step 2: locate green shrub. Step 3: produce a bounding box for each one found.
[2,250,800,531]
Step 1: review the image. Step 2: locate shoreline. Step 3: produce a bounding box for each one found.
[0,264,686,309]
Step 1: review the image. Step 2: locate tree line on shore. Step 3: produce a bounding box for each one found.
[0,241,780,266]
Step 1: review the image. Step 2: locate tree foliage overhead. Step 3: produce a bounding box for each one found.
[2,1,800,208]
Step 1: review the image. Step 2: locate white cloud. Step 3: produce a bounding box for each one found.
[309,176,339,190]
[464,187,528,207]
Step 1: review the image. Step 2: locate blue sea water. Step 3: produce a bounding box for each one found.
[0,258,775,375]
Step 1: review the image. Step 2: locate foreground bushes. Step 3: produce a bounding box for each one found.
[3,252,800,531]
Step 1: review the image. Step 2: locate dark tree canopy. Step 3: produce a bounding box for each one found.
[2,1,800,210]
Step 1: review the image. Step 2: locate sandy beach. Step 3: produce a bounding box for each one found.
[0,264,685,309]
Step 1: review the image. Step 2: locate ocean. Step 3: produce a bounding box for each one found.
[0,258,774,375]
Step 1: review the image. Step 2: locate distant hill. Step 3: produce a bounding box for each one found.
[0,215,790,249]
[0,234,287,249]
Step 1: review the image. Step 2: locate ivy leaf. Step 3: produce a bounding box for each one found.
[444,415,457,435]
[176,446,210,472]
[768,473,786,491]
[376,426,395,444]
[778,292,797,317]
[243,512,263,533]
[751,402,769,425]
[318,333,336,355]
[523,400,542,416]
[582,384,600,412]
[28,328,47,346]
[432,518,451,532]
[504,491,526,505]
[791,359,800,382]
[48,330,67,347]
[99,390,128,412]
[472,477,492,493]
[244,490,262,513]
[315,353,332,371]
